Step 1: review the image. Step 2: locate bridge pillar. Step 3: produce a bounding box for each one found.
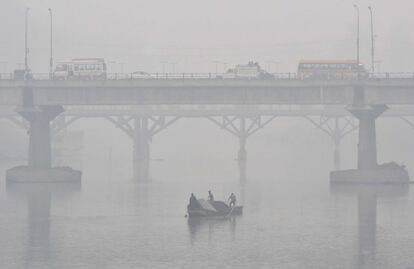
[304,115,357,171]
[208,115,276,182]
[348,105,387,169]
[238,118,247,183]
[107,115,179,182]
[333,135,341,171]
[20,106,64,169]
[132,117,150,182]
[331,86,408,183]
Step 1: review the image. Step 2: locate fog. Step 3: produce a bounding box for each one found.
[1,0,414,268]
[2,0,414,73]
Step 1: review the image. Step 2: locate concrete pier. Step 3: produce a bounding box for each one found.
[21,106,63,168]
[6,105,81,183]
[238,135,247,183]
[350,105,387,170]
[132,117,150,181]
[331,87,409,184]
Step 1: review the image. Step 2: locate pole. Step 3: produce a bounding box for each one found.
[25,8,30,72]
[213,61,220,75]
[48,8,53,79]
[368,6,374,73]
[160,61,168,74]
[353,4,360,80]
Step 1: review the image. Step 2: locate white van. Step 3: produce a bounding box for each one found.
[220,62,272,79]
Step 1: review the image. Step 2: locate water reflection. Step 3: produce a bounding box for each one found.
[6,181,81,269]
[331,184,409,269]
[187,216,238,246]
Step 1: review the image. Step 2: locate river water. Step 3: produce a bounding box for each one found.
[0,163,414,269]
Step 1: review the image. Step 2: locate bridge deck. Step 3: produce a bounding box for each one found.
[0,79,413,106]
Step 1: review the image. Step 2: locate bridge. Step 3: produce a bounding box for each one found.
[1,76,414,106]
[1,74,414,182]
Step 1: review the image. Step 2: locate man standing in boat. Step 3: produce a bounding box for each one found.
[188,193,199,209]
[208,190,214,202]
[228,193,237,208]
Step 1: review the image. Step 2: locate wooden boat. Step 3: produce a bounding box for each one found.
[187,199,243,218]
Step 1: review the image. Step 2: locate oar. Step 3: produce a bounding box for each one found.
[225,206,235,218]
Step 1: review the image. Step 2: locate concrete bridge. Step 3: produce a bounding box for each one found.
[0,78,414,106]
[1,77,414,182]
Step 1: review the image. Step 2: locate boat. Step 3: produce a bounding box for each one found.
[187,198,243,218]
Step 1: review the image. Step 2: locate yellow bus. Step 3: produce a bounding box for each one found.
[297,60,368,80]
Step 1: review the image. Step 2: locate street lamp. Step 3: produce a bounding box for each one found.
[170,62,178,73]
[368,6,375,73]
[108,61,116,73]
[266,60,280,73]
[353,4,360,65]
[25,8,30,72]
[223,62,228,73]
[48,8,53,79]
[0,62,7,73]
[160,61,168,74]
[213,61,220,75]
[119,62,125,73]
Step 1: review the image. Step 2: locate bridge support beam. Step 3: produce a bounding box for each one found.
[238,118,247,182]
[6,106,81,183]
[208,115,276,182]
[20,106,64,169]
[331,86,409,183]
[107,115,179,181]
[349,105,387,169]
[304,116,357,171]
[132,117,150,182]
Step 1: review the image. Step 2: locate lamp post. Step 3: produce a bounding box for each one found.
[0,62,7,73]
[108,61,115,73]
[25,8,30,72]
[223,62,228,73]
[170,62,177,73]
[213,61,220,75]
[353,4,360,66]
[48,8,53,79]
[160,61,168,74]
[266,60,280,73]
[368,6,375,73]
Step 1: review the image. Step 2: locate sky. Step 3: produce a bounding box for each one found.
[1,0,414,73]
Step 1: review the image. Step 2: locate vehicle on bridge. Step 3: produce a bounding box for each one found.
[131,71,154,79]
[53,58,107,80]
[297,60,368,80]
[219,61,273,79]
[13,69,33,81]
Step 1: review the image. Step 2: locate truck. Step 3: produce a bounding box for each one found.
[219,61,273,79]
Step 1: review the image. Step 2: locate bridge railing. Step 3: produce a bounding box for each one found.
[0,73,13,80]
[2,72,414,81]
[107,73,223,80]
[369,72,414,79]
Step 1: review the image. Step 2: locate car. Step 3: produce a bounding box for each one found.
[131,71,153,79]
